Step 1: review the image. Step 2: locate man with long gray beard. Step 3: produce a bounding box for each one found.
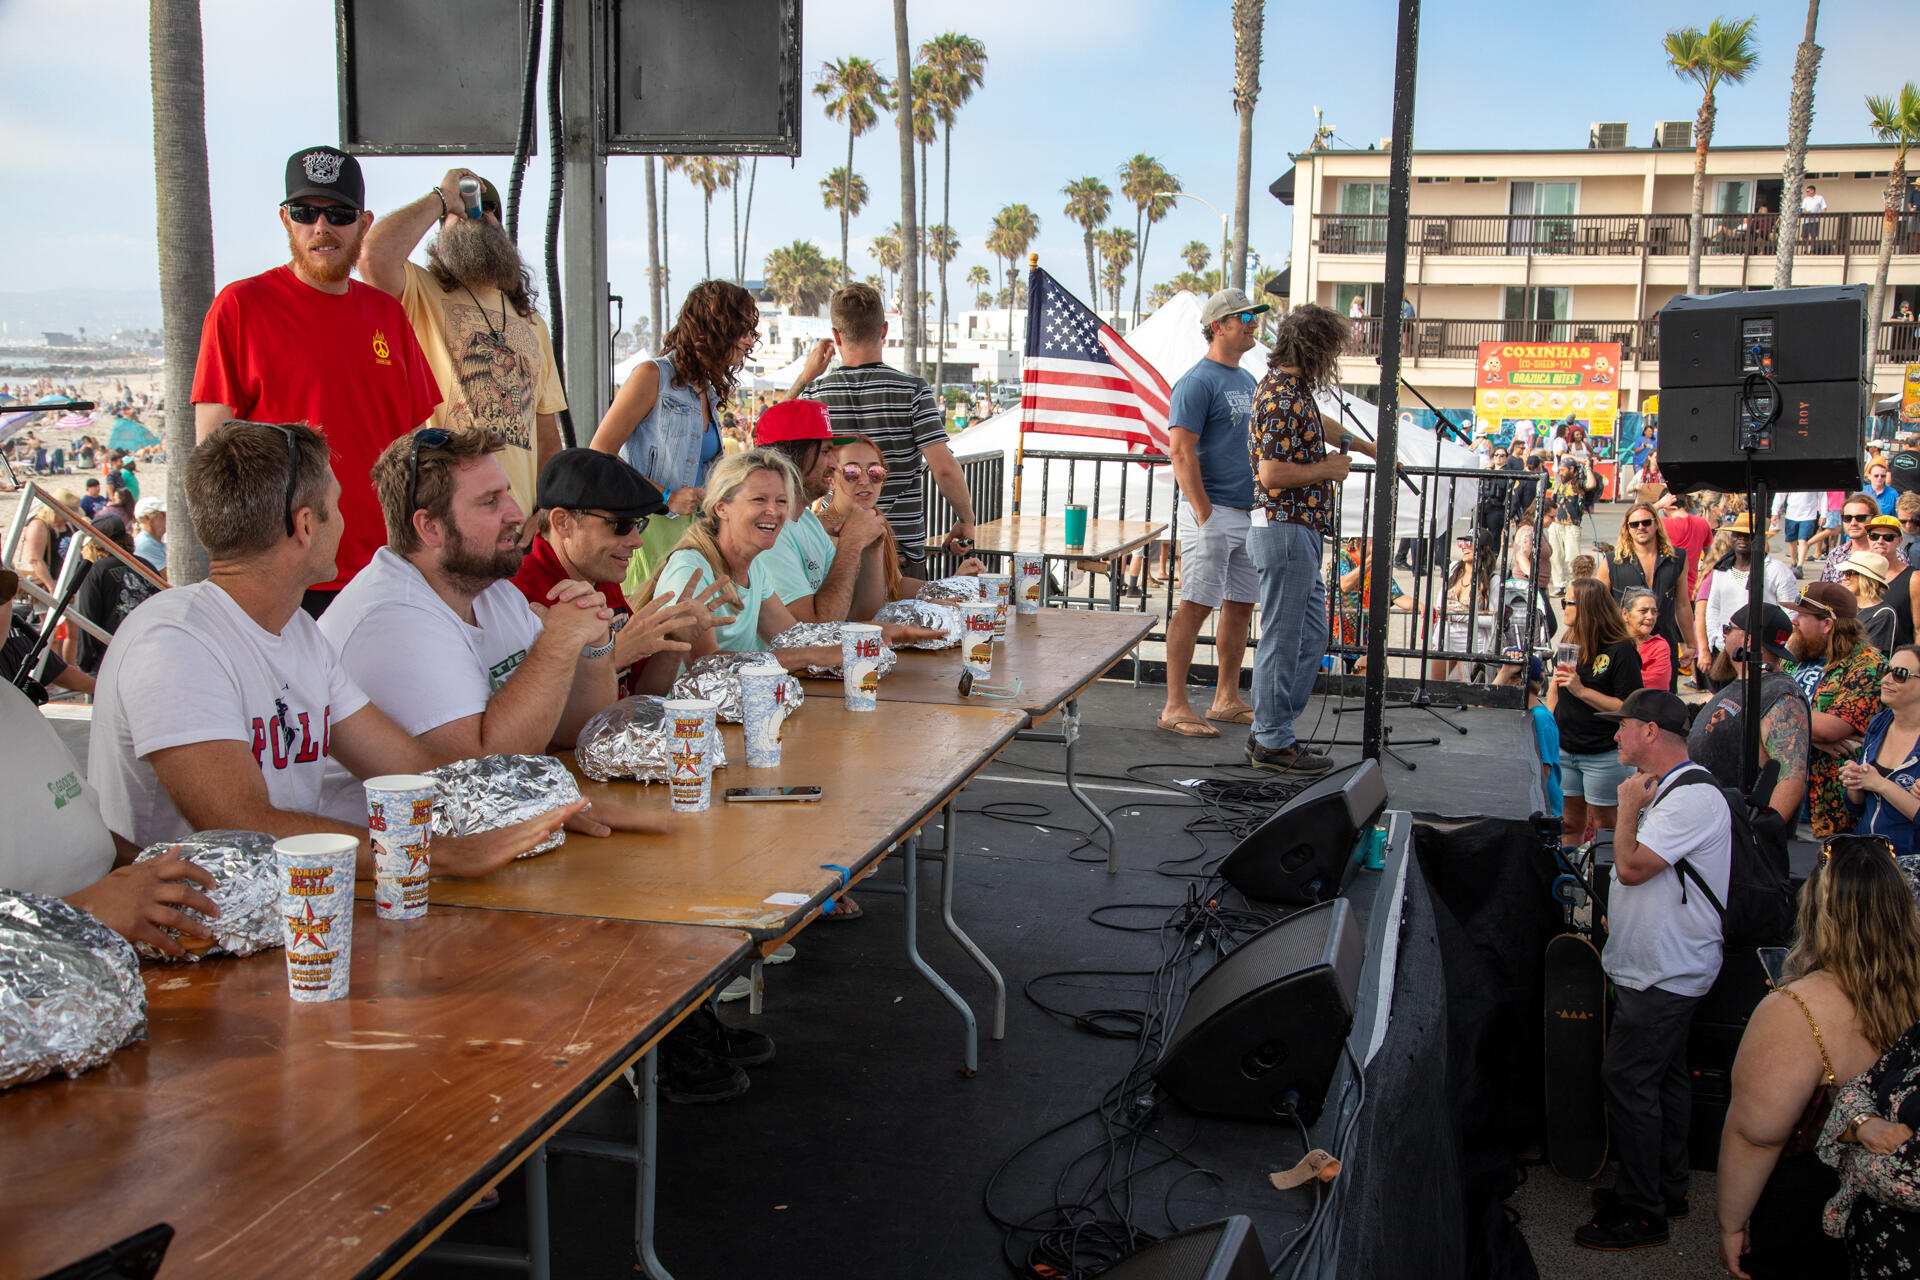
[360,168,565,517]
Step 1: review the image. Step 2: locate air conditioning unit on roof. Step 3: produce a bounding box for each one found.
[1653,120,1693,150]
[1589,122,1628,149]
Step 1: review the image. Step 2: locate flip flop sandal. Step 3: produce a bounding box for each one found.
[1156,713,1219,738]
[1206,707,1256,725]
[821,895,864,920]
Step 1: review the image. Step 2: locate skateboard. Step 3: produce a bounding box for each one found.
[1544,931,1609,1180]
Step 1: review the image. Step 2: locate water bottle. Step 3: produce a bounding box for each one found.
[458,178,483,220]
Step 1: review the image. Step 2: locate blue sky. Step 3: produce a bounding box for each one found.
[0,0,1910,323]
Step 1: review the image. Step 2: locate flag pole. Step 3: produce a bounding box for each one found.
[1014,253,1038,515]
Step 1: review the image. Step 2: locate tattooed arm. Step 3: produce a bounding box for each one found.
[1759,694,1811,822]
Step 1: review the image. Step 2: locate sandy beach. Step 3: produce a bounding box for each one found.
[1,372,166,537]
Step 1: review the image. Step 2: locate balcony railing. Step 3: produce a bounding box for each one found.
[1341,316,1920,364]
[1314,211,1920,258]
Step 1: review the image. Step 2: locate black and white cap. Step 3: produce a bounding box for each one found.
[284,146,364,210]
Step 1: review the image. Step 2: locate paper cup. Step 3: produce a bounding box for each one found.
[739,663,787,768]
[962,604,997,678]
[1013,554,1044,614]
[979,574,1012,637]
[841,622,884,712]
[664,698,718,812]
[364,774,434,921]
[274,833,358,1003]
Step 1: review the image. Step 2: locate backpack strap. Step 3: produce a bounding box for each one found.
[1649,769,1729,916]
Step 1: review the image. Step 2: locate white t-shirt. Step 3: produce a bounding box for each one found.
[88,581,370,846]
[1603,764,1733,997]
[1704,557,1800,649]
[1802,191,1828,215]
[316,547,544,819]
[1512,421,1536,451]
[0,683,115,896]
[1773,491,1824,523]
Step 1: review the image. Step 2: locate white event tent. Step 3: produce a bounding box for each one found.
[947,292,1479,539]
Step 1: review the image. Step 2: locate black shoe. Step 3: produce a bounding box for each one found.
[657,1032,750,1104]
[1590,1186,1687,1221]
[1573,1201,1668,1251]
[682,1004,776,1067]
[1244,738,1335,774]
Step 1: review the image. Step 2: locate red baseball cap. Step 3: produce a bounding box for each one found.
[754,398,851,446]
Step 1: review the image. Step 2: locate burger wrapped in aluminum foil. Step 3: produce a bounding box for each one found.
[1,891,146,1091]
[672,651,806,722]
[873,599,964,649]
[576,695,731,782]
[769,623,900,679]
[916,575,986,605]
[429,754,582,858]
[131,830,282,962]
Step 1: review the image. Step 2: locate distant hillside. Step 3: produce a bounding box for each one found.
[0,290,164,341]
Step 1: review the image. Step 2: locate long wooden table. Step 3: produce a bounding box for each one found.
[934,515,1167,610]
[1,903,747,1280]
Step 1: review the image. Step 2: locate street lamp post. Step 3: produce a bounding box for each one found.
[1155,189,1232,289]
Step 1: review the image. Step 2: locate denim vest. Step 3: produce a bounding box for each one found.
[619,351,715,495]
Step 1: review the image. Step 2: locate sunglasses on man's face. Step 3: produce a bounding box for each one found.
[1626,518,1654,529]
[577,510,647,538]
[1844,513,1872,523]
[283,203,360,226]
[839,463,888,484]
[1868,531,1900,542]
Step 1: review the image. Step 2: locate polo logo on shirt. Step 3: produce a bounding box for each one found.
[47,770,81,810]
[372,329,392,364]
[489,650,528,691]
[249,706,333,771]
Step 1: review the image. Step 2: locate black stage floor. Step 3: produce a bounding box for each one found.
[401,683,1540,1280]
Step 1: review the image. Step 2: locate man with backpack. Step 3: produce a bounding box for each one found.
[1575,688,1732,1253]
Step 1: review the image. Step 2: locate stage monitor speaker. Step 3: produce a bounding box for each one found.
[1656,285,1868,493]
[1098,1215,1267,1280]
[1219,761,1388,905]
[1153,899,1363,1125]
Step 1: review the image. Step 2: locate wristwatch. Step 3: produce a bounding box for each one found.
[1852,1111,1879,1140]
[580,626,616,660]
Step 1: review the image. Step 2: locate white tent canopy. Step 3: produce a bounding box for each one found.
[947,292,1478,539]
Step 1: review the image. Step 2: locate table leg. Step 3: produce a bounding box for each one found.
[635,1047,674,1280]
[902,834,979,1076]
[1014,698,1119,873]
[933,799,1006,1040]
[525,1143,551,1280]
[747,959,764,1016]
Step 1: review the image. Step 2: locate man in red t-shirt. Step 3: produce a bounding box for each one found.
[191,146,442,616]
[1657,490,1713,597]
[510,448,717,693]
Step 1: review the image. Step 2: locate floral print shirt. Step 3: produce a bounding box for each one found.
[1249,370,1335,536]
[1798,644,1888,837]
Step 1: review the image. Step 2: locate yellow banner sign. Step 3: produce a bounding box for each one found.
[1476,341,1623,438]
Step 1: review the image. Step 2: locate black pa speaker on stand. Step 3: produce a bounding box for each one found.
[1153,899,1364,1125]
[1098,1215,1267,1279]
[1218,761,1388,905]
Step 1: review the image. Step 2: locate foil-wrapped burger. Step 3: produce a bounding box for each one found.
[872,599,964,649]
[672,651,806,721]
[131,830,282,962]
[429,754,582,858]
[1,891,146,1090]
[576,695,731,782]
[916,575,985,605]
[769,623,900,679]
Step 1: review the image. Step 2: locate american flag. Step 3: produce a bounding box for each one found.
[1021,267,1170,453]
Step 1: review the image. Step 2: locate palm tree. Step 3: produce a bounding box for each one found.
[926,224,959,356]
[644,156,663,348]
[820,168,870,246]
[1230,1,1264,291]
[1096,227,1136,313]
[1062,177,1112,302]
[870,226,903,303]
[1121,155,1178,322]
[1665,16,1760,294]
[721,158,743,284]
[1774,0,1823,288]
[1866,83,1920,364]
[966,264,991,312]
[909,63,938,368]
[661,155,682,317]
[988,203,1039,349]
[892,3,920,374]
[739,158,759,286]
[921,33,986,395]
[764,240,837,315]
[683,157,728,281]
[150,0,214,583]
[1147,281,1178,310]
[1181,240,1212,275]
[814,56,893,285]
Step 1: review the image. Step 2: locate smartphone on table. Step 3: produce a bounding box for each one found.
[723,786,824,803]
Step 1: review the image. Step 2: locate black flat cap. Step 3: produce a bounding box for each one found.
[537,448,667,518]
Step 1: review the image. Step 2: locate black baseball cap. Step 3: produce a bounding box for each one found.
[284,146,364,210]
[537,449,666,519]
[1598,688,1691,735]
[1729,602,1793,660]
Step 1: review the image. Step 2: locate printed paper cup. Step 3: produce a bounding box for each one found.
[663,698,718,812]
[962,604,997,678]
[979,574,1012,637]
[841,623,884,712]
[739,663,787,768]
[364,774,434,920]
[1013,554,1044,613]
[274,833,358,1003]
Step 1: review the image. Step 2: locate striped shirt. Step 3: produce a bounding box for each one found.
[803,363,947,562]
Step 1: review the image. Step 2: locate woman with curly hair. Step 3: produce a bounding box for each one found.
[591,280,762,591]
[1717,835,1920,1278]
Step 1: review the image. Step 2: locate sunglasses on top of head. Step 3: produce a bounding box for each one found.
[282,202,361,226]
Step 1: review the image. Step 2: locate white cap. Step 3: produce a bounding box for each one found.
[134,496,165,519]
